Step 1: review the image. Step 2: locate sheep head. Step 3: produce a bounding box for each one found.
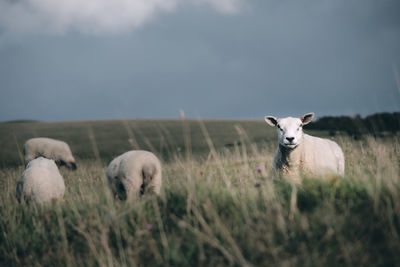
[265,113,314,149]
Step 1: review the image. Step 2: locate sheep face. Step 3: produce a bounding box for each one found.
[65,155,77,170]
[57,160,77,170]
[265,113,314,149]
[66,161,77,170]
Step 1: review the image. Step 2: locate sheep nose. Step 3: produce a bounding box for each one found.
[286,137,294,142]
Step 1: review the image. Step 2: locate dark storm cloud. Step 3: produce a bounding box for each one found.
[0,0,399,121]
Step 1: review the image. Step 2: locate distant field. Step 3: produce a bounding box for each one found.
[0,118,331,168]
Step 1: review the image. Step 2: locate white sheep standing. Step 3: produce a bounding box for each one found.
[23,137,77,170]
[265,113,345,183]
[16,157,65,204]
[106,150,162,200]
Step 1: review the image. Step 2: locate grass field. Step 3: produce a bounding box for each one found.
[1,119,400,266]
[0,119,331,167]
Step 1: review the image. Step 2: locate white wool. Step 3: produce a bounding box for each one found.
[265,113,345,183]
[106,150,162,199]
[23,137,77,169]
[16,157,65,204]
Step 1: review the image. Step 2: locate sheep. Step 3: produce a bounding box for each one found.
[16,157,65,204]
[23,137,77,170]
[106,150,162,200]
[265,112,345,183]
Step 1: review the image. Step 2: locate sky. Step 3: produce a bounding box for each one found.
[0,0,399,122]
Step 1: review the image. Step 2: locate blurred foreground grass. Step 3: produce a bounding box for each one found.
[1,122,400,266]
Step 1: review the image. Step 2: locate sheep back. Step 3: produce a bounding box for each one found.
[300,134,345,176]
[106,150,162,200]
[16,157,65,204]
[23,137,77,169]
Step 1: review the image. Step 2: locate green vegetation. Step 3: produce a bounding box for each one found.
[0,119,399,266]
[304,112,400,138]
[0,119,278,167]
[1,118,330,167]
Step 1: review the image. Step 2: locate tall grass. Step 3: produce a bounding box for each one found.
[1,132,400,266]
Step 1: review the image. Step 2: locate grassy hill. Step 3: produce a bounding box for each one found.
[0,118,331,168]
[1,119,399,266]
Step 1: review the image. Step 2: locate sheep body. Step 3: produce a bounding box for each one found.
[23,137,77,169]
[265,113,344,183]
[106,150,162,199]
[16,157,65,204]
[273,134,345,182]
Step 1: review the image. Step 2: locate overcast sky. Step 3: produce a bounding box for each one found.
[0,0,399,122]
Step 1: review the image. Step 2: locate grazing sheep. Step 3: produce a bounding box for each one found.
[106,150,162,200]
[265,112,345,183]
[23,137,77,170]
[16,157,65,204]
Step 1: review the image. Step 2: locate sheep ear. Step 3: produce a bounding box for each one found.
[301,113,314,125]
[265,116,279,127]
